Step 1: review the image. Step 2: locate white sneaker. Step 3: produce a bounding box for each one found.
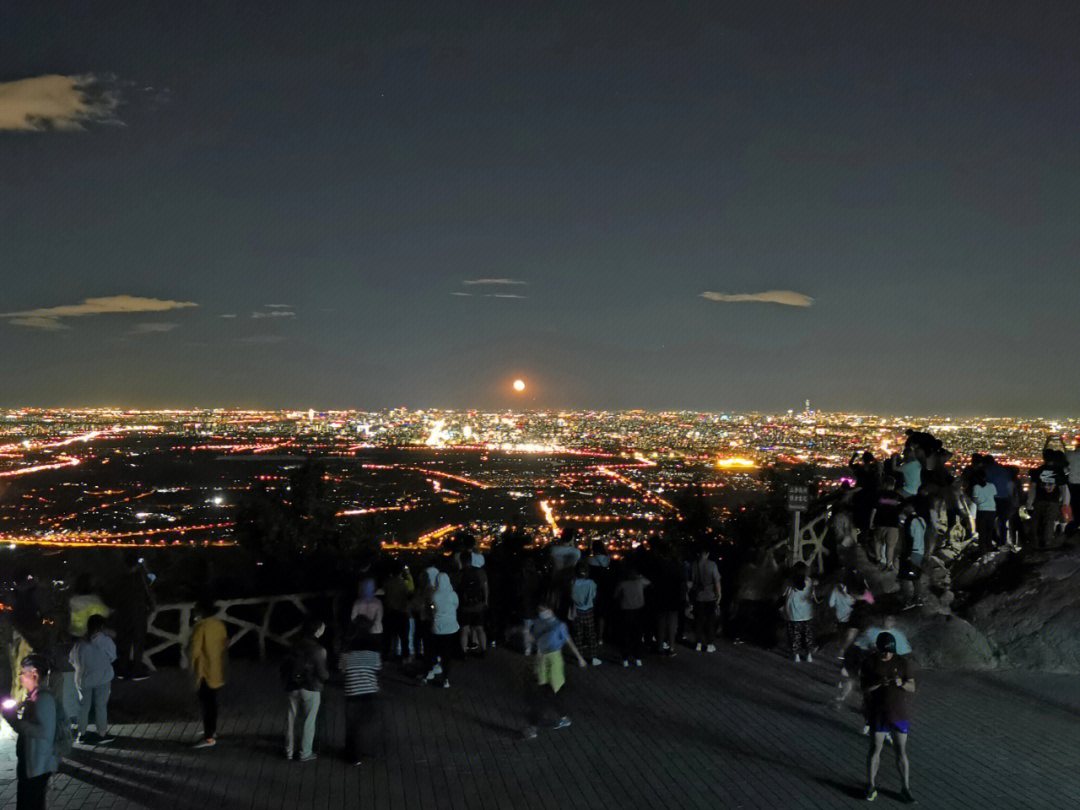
[794,655,801,663]
[695,643,703,652]
[591,658,602,666]
[706,644,716,653]
[431,663,443,676]
[806,653,813,663]
[634,659,642,667]
[443,679,451,689]
[660,642,670,650]
[622,660,629,668]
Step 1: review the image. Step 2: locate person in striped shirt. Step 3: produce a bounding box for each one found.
[339,616,382,766]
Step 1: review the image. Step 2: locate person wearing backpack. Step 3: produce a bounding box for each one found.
[69,613,117,745]
[283,618,330,762]
[2,653,60,810]
[457,560,488,657]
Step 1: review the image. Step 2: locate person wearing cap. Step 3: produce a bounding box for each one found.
[1,654,59,810]
[860,632,916,803]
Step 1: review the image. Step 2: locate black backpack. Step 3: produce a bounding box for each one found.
[279,643,311,692]
[459,567,485,610]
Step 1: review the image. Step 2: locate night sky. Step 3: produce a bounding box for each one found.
[2,2,1078,416]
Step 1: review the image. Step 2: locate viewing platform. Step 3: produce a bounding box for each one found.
[1,640,1075,809]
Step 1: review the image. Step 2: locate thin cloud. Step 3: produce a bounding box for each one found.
[462,278,527,286]
[451,292,473,297]
[219,313,238,318]
[484,294,527,299]
[0,74,120,131]
[251,310,295,318]
[8,316,69,330]
[127,322,179,335]
[700,290,814,307]
[264,303,293,308]
[1,295,198,329]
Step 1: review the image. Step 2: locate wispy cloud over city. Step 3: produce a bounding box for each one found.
[127,322,180,335]
[462,279,527,286]
[700,290,814,307]
[1,296,198,330]
[0,74,120,131]
[251,310,295,318]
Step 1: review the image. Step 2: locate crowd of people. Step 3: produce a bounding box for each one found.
[4,431,1079,807]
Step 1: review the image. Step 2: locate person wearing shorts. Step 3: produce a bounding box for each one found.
[860,632,916,803]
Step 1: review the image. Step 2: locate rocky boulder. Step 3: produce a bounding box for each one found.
[893,612,1005,671]
[965,544,1080,673]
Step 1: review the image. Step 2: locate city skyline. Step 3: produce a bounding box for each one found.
[2,3,1078,415]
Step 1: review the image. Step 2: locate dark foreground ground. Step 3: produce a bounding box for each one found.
[2,640,1076,810]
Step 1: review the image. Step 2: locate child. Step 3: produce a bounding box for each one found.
[339,616,382,766]
[570,563,601,665]
[69,613,117,744]
[783,573,816,663]
[522,603,586,739]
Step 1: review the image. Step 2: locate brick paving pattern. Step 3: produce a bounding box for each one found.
[3,642,1076,809]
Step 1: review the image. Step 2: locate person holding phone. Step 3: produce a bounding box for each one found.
[1,654,59,810]
[860,633,916,803]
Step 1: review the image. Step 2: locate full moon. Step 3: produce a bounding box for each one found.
[513,379,526,392]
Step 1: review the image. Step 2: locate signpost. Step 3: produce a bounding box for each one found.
[788,485,810,560]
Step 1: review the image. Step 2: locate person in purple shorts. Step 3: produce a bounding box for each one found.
[860,632,916,803]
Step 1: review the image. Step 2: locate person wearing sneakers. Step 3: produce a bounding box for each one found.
[69,613,117,745]
[424,573,459,687]
[570,563,602,666]
[861,631,916,803]
[283,618,329,762]
[189,597,227,749]
[612,566,650,667]
[689,545,721,653]
[522,602,586,739]
[782,572,816,663]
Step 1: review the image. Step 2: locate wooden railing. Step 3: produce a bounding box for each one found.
[144,591,340,670]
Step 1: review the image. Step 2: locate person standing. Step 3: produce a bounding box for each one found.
[612,567,650,667]
[457,558,489,656]
[569,563,601,665]
[860,632,916,803]
[114,552,155,680]
[284,618,329,762]
[350,579,384,652]
[782,573,816,663]
[424,573,459,687]
[970,467,999,554]
[339,616,382,766]
[382,563,414,662]
[868,477,904,569]
[1065,436,1080,537]
[189,597,227,749]
[69,614,116,745]
[522,602,586,740]
[1,654,59,810]
[689,546,722,653]
[1028,446,1068,549]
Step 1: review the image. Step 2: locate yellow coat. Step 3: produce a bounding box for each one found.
[190,617,228,689]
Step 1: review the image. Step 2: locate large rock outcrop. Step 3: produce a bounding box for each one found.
[893,612,1005,671]
[966,545,1080,673]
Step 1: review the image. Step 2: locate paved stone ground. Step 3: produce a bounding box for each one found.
[2,640,1076,810]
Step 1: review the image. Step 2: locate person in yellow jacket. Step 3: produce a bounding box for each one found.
[189,597,227,749]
